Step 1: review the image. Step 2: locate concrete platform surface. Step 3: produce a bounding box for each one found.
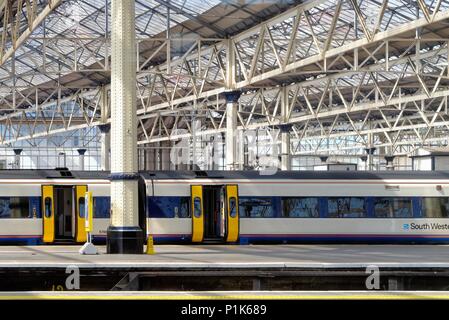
[0,244,448,269]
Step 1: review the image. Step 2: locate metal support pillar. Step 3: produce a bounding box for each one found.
[280,87,291,171]
[145,146,156,170]
[224,91,241,170]
[385,155,395,170]
[366,132,376,171]
[99,124,111,171]
[13,149,22,169]
[365,147,376,171]
[107,0,144,254]
[360,155,368,171]
[243,136,249,169]
[77,148,87,171]
[280,127,291,171]
[156,142,162,170]
[238,130,245,170]
[161,141,170,170]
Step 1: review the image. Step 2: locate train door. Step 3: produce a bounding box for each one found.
[42,186,55,243]
[42,185,87,243]
[191,185,204,242]
[203,185,223,242]
[54,186,74,240]
[224,185,239,243]
[75,185,87,242]
[190,184,239,243]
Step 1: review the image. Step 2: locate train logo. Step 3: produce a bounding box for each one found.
[402,224,410,230]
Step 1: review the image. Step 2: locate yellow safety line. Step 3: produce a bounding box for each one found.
[0,294,449,300]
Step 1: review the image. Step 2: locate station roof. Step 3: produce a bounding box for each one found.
[0,0,301,110]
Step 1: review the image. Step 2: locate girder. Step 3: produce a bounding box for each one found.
[0,0,448,159]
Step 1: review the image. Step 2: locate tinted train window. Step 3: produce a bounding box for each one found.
[229,197,237,218]
[193,197,202,218]
[79,197,85,218]
[421,198,449,218]
[44,197,52,218]
[147,197,191,218]
[328,197,366,218]
[0,197,31,218]
[239,197,274,218]
[93,197,110,218]
[178,197,191,218]
[374,197,413,218]
[282,197,319,218]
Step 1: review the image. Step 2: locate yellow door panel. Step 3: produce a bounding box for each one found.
[191,185,204,243]
[75,185,88,243]
[42,185,54,243]
[225,185,239,242]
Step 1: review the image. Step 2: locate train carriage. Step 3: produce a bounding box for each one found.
[1,169,449,244]
[145,171,449,244]
[0,169,110,244]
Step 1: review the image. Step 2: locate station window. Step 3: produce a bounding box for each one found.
[0,197,31,218]
[239,197,274,218]
[282,197,319,218]
[93,197,110,218]
[327,197,366,218]
[421,197,449,218]
[374,197,413,218]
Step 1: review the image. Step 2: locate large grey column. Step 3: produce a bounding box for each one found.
[280,125,291,171]
[161,141,171,170]
[107,0,144,254]
[280,87,291,171]
[77,148,87,171]
[365,147,376,171]
[145,146,156,170]
[13,149,22,169]
[99,124,111,171]
[224,91,241,170]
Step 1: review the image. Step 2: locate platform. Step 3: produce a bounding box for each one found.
[0,245,448,291]
[0,244,448,268]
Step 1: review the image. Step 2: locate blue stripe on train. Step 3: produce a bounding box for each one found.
[50,234,449,244]
[0,237,42,245]
[91,235,192,243]
[0,235,448,244]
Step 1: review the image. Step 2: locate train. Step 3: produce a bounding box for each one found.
[0,168,449,245]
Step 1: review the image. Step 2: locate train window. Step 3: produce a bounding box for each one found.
[78,197,85,218]
[0,197,30,218]
[282,197,319,218]
[421,198,449,218]
[374,197,413,218]
[44,197,52,218]
[327,197,366,218]
[178,197,191,218]
[147,197,190,218]
[239,197,274,218]
[93,197,110,218]
[193,197,202,218]
[229,197,237,218]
